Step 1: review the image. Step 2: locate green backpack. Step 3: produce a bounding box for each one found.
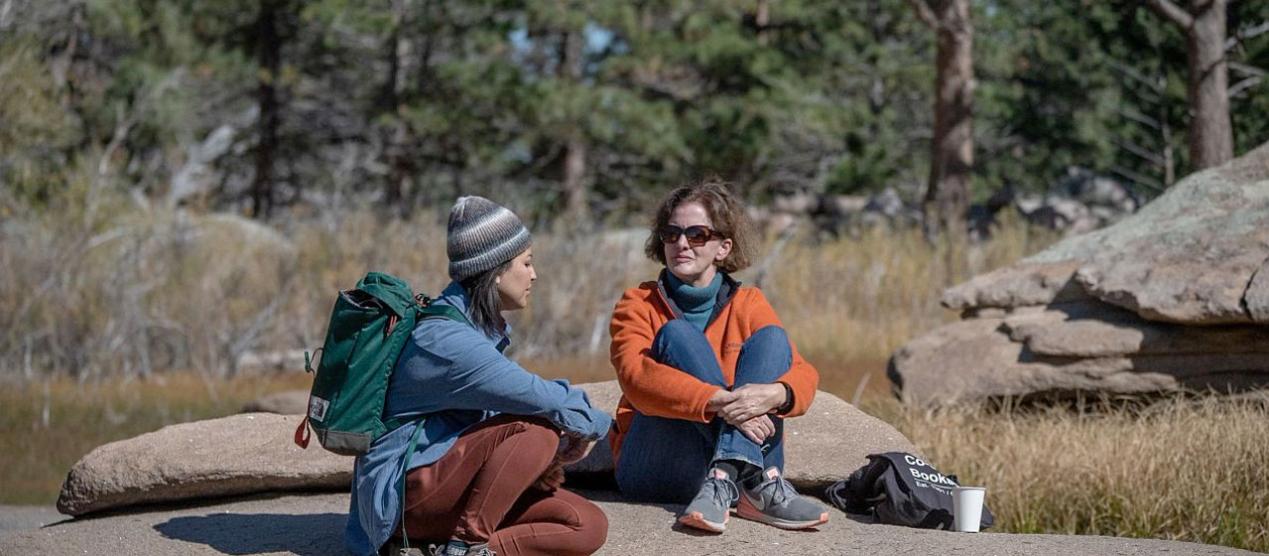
[293,271,464,456]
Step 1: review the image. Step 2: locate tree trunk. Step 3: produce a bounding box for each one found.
[562,136,587,220]
[1146,0,1234,170]
[251,0,282,219]
[1186,0,1233,168]
[381,0,411,216]
[921,0,973,238]
[560,30,588,224]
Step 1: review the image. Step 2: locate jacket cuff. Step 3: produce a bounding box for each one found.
[773,381,795,415]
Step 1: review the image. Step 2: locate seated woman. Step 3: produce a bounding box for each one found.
[345,196,613,556]
[609,180,827,533]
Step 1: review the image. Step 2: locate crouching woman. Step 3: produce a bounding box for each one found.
[345,196,612,556]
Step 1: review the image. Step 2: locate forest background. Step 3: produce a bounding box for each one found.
[1,0,1268,551]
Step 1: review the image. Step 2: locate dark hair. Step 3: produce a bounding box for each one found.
[644,178,756,273]
[460,256,516,338]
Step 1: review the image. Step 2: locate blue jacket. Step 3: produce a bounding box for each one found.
[344,281,613,555]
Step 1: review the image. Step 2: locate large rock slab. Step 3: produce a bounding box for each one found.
[942,261,1088,311]
[0,506,63,534]
[1002,306,1269,357]
[895,144,1269,405]
[1,492,1257,555]
[79,381,911,516]
[886,314,1269,407]
[574,381,918,490]
[946,142,1269,324]
[57,413,353,516]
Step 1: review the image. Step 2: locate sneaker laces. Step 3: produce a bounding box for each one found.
[758,476,799,507]
[706,474,740,507]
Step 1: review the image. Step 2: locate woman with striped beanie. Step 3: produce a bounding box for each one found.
[345,196,612,556]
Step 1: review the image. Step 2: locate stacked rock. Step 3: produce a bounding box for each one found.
[889,142,1269,407]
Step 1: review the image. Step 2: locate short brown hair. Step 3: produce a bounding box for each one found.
[644,178,756,274]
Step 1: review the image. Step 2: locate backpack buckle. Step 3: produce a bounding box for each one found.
[304,348,323,373]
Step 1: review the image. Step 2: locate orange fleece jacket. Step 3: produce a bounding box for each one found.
[607,280,819,466]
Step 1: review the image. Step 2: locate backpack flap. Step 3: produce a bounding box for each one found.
[356,272,418,320]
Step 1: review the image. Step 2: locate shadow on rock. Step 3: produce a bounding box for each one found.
[154,513,345,556]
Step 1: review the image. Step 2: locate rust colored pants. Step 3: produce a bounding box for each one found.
[398,415,608,556]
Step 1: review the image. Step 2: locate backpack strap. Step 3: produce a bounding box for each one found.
[420,303,468,324]
[396,419,427,553]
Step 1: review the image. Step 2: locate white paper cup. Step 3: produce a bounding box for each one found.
[952,486,986,532]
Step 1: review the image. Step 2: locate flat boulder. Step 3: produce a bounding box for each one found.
[1003,307,1269,358]
[942,261,1088,312]
[573,381,918,490]
[948,142,1269,325]
[892,144,1269,405]
[891,304,1269,406]
[57,413,352,516]
[2,492,1258,555]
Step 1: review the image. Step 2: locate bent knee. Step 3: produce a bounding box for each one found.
[490,415,561,460]
[517,417,562,453]
[572,499,609,554]
[746,325,789,348]
[653,319,707,347]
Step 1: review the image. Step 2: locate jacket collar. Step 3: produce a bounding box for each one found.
[655,269,740,329]
[435,280,511,351]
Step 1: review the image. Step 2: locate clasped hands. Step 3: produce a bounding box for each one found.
[707,383,787,445]
[533,432,596,492]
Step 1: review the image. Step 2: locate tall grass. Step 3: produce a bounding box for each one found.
[879,395,1269,552]
[0,186,1055,381]
[765,214,1054,364]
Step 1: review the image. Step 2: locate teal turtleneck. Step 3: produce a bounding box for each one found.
[665,271,723,332]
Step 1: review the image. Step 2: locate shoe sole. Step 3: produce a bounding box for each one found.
[735,495,829,530]
[678,511,727,533]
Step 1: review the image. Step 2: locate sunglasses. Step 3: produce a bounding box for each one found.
[658,225,723,246]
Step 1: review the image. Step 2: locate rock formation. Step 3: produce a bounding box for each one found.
[62,381,914,516]
[57,413,352,516]
[890,142,1269,406]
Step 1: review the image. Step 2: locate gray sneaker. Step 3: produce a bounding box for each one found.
[736,467,829,530]
[429,541,495,556]
[678,468,740,533]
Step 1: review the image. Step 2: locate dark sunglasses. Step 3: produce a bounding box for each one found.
[658,225,723,246]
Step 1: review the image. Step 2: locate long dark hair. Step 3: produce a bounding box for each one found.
[460,256,516,338]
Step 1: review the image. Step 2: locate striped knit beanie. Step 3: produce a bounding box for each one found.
[446,196,532,282]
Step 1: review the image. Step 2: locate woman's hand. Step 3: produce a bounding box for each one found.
[706,388,740,413]
[557,434,596,464]
[532,460,566,491]
[735,414,776,444]
[718,383,786,425]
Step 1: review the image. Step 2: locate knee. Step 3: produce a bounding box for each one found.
[741,325,792,363]
[745,325,790,353]
[505,416,562,463]
[652,319,706,357]
[571,499,609,554]
[522,418,562,451]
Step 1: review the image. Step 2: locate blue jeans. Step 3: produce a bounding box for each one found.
[615,320,793,504]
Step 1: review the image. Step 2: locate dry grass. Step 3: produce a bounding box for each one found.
[873,395,1269,552]
[0,188,1054,380]
[5,193,1266,552]
[763,214,1056,363]
[0,371,312,505]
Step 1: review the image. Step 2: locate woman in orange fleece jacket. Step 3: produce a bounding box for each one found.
[608,180,828,534]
